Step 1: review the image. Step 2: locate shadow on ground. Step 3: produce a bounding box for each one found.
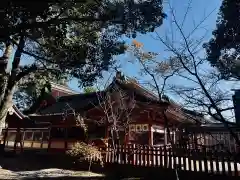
[0,151,239,180]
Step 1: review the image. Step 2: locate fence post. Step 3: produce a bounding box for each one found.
[172,145,177,170]
[47,128,51,151]
[119,144,123,164]
[203,147,208,173]
[115,144,118,164]
[143,145,146,167]
[221,153,226,175]
[164,145,167,168]
[194,148,198,172]
[133,144,136,166]
[233,157,238,176]
[109,145,113,163]
[160,146,163,168]
[227,155,232,176]
[127,144,130,164]
[22,130,25,148]
[209,149,214,174]
[40,131,44,149]
[184,146,188,171]
[233,159,238,176]
[123,144,127,164]
[146,145,150,167]
[129,144,133,165]
[152,146,156,167]
[214,149,220,174]
[105,145,108,163]
[169,147,172,169]
[156,146,159,167]
[198,147,203,173]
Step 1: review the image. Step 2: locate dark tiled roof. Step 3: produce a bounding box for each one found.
[114,79,160,103]
[39,91,106,115]
[30,76,206,125]
[181,108,204,119]
[37,78,167,115]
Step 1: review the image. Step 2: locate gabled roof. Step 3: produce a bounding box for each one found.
[37,91,106,115]
[24,82,78,114]
[8,105,27,119]
[29,72,206,125]
[50,82,78,95]
[34,74,168,115]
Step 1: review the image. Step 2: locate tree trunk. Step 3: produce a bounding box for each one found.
[0,36,25,133]
[0,43,13,134]
[0,43,13,105]
[0,86,15,131]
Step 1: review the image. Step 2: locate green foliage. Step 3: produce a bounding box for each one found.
[0,0,166,85]
[0,0,166,111]
[83,87,97,93]
[204,0,240,80]
[13,71,67,111]
[67,142,103,168]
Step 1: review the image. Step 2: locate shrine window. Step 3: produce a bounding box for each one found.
[88,126,105,139]
[67,127,85,140]
[153,132,164,146]
[33,131,43,141]
[129,131,148,145]
[51,127,65,139]
[42,132,49,141]
[6,131,16,141]
[24,131,34,141]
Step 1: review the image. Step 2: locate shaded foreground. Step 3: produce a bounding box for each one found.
[0,152,240,179]
[0,168,105,179]
[0,152,106,179]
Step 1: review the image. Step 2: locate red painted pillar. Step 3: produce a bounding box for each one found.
[125,131,129,145]
[148,124,153,146]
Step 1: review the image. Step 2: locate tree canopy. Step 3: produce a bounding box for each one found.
[13,71,67,111]
[0,0,166,87]
[83,86,97,94]
[0,0,166,118]
[204,0,240,80]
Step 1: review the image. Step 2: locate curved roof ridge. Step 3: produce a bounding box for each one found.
[124,76,159,100]
[57,90,105,102]
[50,82,78,94]
[9,105,28,119]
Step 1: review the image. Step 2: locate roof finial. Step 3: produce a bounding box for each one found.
[115,70,125,81]
[116,70,121,80]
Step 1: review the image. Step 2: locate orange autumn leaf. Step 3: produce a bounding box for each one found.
[132,39,143,48]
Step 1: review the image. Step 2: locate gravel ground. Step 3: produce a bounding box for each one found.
[0,168,104,179]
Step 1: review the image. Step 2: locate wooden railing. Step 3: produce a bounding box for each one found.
[2,128,50,150]
[2,129,240,176]
[98,144,240,176]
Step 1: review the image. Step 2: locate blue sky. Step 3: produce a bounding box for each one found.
[1,0,237,120]
[68,0,224,92]
[4,0,237,96]
[1,0,220,92]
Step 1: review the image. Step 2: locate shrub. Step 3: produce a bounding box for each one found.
[67,142,103,170]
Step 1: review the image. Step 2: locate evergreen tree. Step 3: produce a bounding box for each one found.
[0,0,166,123]
[13,71,66,111]
[83,86,97,93]
[204,0,240,80]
